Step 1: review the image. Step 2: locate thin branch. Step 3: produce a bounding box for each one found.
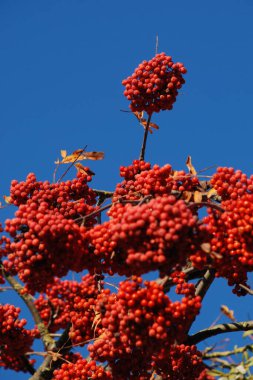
[156,266,207,293]
[29,324,72,380]
[57,146,87,183]
[155,35,159,55]
[203,344,253,359]
[188,201,224,213]
[187,321,253,345]
[239,283,253,295]
[195,269,216,299]
[20,355,36,375]
[75,197,147,224]
[2,268,56,351]
[139,113,152,161]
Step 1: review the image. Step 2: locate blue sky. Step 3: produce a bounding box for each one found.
[1,0,253,378]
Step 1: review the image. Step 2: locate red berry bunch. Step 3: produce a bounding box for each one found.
[122,52,187,114]
[204,193,253,294]
[211,166,253,201]
[0,304,35,372]
[152,344,214,380]
[88,278,201,372]
[52,356,112,380]
[34,274,103,334]
[89,195,201,277]
[113,160,200,203]
[3,172,98,293]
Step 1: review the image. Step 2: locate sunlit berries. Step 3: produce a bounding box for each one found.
[122,52,187,114]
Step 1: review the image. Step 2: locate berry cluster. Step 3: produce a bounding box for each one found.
[204,193,253,294]
[88,278,201,375]
[153,344,213,380]
[3,172,98,293]
[35,274,103,334]
[113,160,200,203]
[89,195,201,277]
[0,304,35,372]
[211,166,253,201]
[52,355,112,380]
[122,52,187,114]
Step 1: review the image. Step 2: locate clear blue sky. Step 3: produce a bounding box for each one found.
[1,1,253,378]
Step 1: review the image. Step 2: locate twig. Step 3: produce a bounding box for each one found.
[203,344,253,359]
[57,146,87,183]
[29,324,72,380]
[156,266,207,293]
[155,35,159,55]
[195,269,216,299]
[20,355,36,375]
[239,283,253,295]
[188,201,224,213]
[139,113,152,161]
[187,320,253,345]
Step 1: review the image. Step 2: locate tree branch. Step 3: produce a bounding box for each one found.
[156,266,207,293]
[203,344,253,359]
[2,267,56,351]
[29,324,72,380]
[187,321,253,345]
[195,268,216,299]
[139,113,152,161]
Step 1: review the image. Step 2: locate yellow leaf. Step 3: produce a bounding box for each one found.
[186,156,197,175]
[60,150,67,158]
[201,243,211,254]
[55,150,104,164]
[3,195,12,204]
[221,305,236,322]
[133,111,159,133]
[194,191,202,203]
[182,191,192,202]
[207,188,218,199]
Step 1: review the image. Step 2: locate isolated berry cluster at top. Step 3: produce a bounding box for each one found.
[122,52,187,114]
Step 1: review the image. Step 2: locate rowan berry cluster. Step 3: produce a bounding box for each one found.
[35,274,103,334]
[113,159,200,202]
[0,304,35,372]
[204,192,253,295]
[154,344,213,380]
[87,278,201,377]
[122,52,187,114]
[3,172,98,293]
[211,166,253,200]
[52,355,112,380]
[89,195,201,277]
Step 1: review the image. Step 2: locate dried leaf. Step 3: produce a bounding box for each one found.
[186,156,197,175]
[201,243,211,254]
[60,150,67,158]
[210,251,223,259]
[92,311,102,334]
[182,191,192,203]
[3,195,12,204]
[221,305,236,322]
[194,191,202,203]
[55,150,104,164]
[74,163,95,176]
[133,111,144,121]
[81,151,104,160]
[207,188,218,199]
[133,111,159,133]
